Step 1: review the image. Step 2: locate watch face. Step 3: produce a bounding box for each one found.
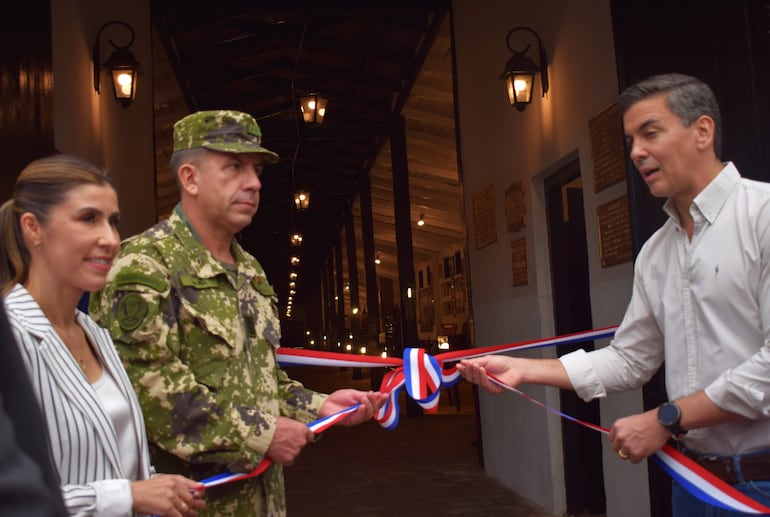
[659,402,680,426]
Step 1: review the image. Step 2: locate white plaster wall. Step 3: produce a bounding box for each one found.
[452,1,649,515]
[52,0,155,239]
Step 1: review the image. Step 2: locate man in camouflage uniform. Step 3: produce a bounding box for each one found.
[91,110,384,516]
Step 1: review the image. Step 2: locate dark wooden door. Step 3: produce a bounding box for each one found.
[546,158,606,516]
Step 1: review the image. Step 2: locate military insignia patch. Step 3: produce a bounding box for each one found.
[117,292,149,331]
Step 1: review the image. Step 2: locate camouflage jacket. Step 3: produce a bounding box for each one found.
[90,208,328,516]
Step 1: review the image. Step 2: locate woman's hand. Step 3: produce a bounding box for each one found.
[131,474,206,517]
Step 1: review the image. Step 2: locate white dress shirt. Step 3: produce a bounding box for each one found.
[561,162,770,455]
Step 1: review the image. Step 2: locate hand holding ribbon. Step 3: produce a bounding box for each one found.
[199,404,361,488]
[481,374,770,514]
[321,389,387,427]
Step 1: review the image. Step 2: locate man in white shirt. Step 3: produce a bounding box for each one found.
[458,73,770,516]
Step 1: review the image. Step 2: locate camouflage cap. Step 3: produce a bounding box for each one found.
[172,110,279,164]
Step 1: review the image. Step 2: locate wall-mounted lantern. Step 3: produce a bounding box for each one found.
[300,93,328,124]
[294,190,310,210]
[500,26,549,112]
[93,20,143,109]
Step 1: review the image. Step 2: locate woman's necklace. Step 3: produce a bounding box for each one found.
[54,322,90,375]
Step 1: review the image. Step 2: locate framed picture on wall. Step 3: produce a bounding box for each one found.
[419,287,434,332]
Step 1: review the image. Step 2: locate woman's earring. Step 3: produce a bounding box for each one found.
[33,241,41,248]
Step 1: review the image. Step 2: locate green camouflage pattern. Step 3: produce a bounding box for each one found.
[90,207,327,517]
[173,110,279,164]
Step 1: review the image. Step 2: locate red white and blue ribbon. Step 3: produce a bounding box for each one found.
[486,374,609,434]
[195,327,770,513]
[199,404,361,488]
[481,362,770,513]
[486,374,770,513]
[274,327,615,432]
[370,326,614,430]
[277,327,770,513]
[278,347,401,368]
[655,445,770,513]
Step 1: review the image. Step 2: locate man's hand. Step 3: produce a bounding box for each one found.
[609,409,671,463]
[320,389,388,427]
[457,356,573,394]
[456,356,521,394]
[266,416,315,465]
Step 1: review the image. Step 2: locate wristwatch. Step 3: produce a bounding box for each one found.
[657,401,686,438]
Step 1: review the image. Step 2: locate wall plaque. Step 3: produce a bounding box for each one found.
[510,237,528,287]
[589,102,627,193]
[597,195,633,267]
[473,185,497,249]
[419,287,434,332]
[505,181,526,232]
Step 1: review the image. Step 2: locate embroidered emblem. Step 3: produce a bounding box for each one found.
[117,292,149,331]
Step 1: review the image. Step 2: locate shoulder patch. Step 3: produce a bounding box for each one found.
[115,271,168,292]
[116,292,149,332]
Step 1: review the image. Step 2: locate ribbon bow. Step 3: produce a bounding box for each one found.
[375,347,462,429]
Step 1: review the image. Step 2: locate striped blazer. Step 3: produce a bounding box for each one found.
[4,285,152,517]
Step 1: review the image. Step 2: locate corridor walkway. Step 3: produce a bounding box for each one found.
[283,365,558,516]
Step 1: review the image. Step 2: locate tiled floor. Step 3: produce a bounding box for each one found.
[283,366,557,516]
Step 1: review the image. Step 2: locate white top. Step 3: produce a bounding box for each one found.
[93,368,140,482]
[561,162,770,455]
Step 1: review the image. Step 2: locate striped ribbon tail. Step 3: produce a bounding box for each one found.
[486,373,770,514]
[653,445,770,514]
[200,465,269,488]
[199,404,361,488]
[487,374,609,434]
[307,404,361,433]
[375,368,406,430]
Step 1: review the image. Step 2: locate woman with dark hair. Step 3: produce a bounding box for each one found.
[0,154,205,516]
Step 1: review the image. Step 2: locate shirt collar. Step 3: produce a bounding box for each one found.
[662,162,740,225]
[173,203,240,262]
